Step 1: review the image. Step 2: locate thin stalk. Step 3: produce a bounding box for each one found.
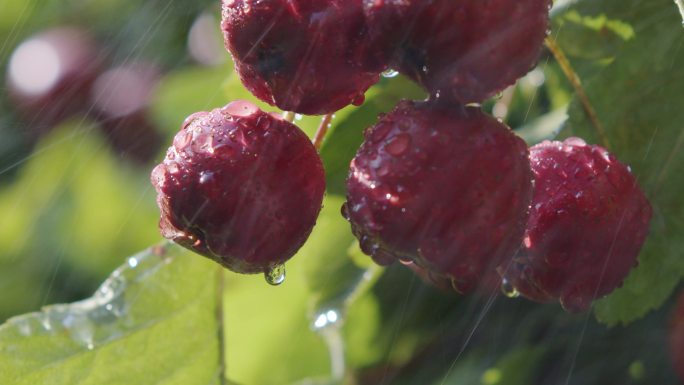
[545,36,611,149]
[282,111,295,122]
[313,114,333,150]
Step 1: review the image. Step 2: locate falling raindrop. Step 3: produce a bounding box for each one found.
[501,278,520,298]
[265,264,286,286]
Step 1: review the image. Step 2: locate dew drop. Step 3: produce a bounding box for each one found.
[265,264,286,286]
[385,134,411,156]
[382,69,399,78]
[294,113,303,121]
[223,100,258,117]
[399,257,413,266]
[351,94,365,106]
[501,278,520,298]
[199,170,214,184]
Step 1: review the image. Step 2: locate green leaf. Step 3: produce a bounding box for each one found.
[482,346,547,385]
[563,0,684,325]
[0,243,222,385]
[222,249,330,385]
[0,121,161,318]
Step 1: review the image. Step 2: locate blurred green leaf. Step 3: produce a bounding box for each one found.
[483,346,547,385]
[222,241,330,384]
[0,121,160,319]
[553,10,634,61]
[563,0,684,325]
[0,243,222,385]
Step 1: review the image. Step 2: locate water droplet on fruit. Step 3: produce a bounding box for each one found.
[265,264,286,286]
[501,278,520,298]
[199,171,214,184]
[382,69,399,78]
[294,113,303,121]
[340,204,348,219]
[385,134,411,156]
[399,257,413,265]
[224,100,258,117]
[351,94,365,106]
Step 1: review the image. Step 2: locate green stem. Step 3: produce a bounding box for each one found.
[282,111,295,122]
[545,36,611,149]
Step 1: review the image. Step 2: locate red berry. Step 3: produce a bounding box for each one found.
[501,138,652,312]
[6,27,102,134]
[365,0,550,103]
[344,100,532,293]
[151,101,326,275]
[669,292,684,382]
[221,0,382,115]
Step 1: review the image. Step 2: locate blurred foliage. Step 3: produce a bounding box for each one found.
[563,0,684,325]
[1,0,684,384]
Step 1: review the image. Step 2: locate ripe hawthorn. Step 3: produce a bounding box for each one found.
[221,0,383,115]
[501,138,652,312]
[344,100,532,293]
[364,0,551,103]
[151,101,326,275]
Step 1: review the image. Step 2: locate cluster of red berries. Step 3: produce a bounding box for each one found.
[152,0,652,312]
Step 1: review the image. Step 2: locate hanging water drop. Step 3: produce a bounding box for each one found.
[501,278,520,298]
[382,69,399,78]
[265,264,286,286]
[399,257,413,266]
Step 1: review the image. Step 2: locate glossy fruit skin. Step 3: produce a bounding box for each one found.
[151,101,326,274]
[364,0,550,103]
[221,0,382,115]
[6,27,102,135]
[501,138,652,313]
[669,292,684,382]
[344,100,533,293]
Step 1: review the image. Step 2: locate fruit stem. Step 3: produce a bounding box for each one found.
[544,36,611,149]
[281,111,295,122]
[320,325,346,381]
[215,266,227,385]
[313,114,333,150]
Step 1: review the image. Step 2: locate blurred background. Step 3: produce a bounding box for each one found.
[0,0,225,319]
[0,0,683,384]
